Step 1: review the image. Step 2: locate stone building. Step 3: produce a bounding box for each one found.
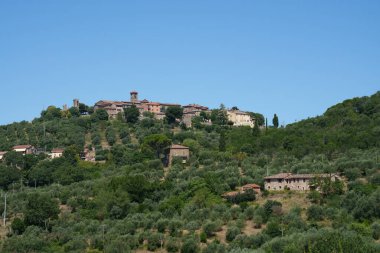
[73,99,80,108]
[50,148,64,159]
[227,109,255,128]
[182,104,210,127]
[168,144,190,166]
[242,183,261,194]
[12,145,36,155]
[264,173,340,191]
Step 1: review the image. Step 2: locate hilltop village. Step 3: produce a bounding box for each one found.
[93,91,255,128]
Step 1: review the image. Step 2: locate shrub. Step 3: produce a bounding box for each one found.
[147,233,164,251]
[244,206,255,220]
[226,226,240,242]
[11,217,26,235]
[200,231,207,243]
[307,204,325,221]
[181,237,199,253]
[166,237,180,253]
[202,221,217,237]
[371,223,380,240]
[156,218,169,233]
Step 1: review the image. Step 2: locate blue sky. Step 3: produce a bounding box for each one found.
[0,1,379,125]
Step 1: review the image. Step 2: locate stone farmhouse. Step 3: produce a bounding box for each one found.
[168,144,190,166]
[242,183,261,194]
[264,173,341,191]
[182,104,211,127]
[227,109,255,128]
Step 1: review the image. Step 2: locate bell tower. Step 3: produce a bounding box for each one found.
[130,91,138,103]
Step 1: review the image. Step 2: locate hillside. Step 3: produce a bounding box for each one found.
[0,92,379,253]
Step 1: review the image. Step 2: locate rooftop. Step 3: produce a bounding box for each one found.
[51,148,65,153]
[12,145,33,149]
[170,144,189,149]
[265,173,338,180]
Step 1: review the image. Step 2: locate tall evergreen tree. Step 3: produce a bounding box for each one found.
[219,131,226,151]
[272,114,279,128]
[252,121,260,137]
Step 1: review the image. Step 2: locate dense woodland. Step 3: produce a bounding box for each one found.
[0,92,379,253]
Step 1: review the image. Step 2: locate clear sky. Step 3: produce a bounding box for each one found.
[1,1,379,125]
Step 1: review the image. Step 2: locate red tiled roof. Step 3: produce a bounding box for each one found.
[0,151,7,155]
[51,148,64,153]
[12,145,33,149]
[242,184,261,189]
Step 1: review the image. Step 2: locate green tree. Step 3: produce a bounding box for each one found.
[0,165,21,190]
[3,151,24,168]
[124,105,140,124]
[252,121,260,137]
[68,107,81,117]
[165,106,184,125]
[92,109,109,121]
[143,134,172,159]
[11,217,26,235]
[226,226,240,242]
[63,145,80,165]
[307,204,325,221]
[219,131,226,152]
[24,193,60,229]
[181,237,199,253]
[272,114,279,128]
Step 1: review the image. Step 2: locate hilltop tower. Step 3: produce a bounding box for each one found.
[130,91,138,103]
[73,99,79,108]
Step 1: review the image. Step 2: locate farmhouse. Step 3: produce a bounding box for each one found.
[264,173,340,191]
[227,109,255,128]
[242,183,261,194]
[168,144,190,166]
[182,104,210,127]
[12,145,36,155]
[50,148,64,159]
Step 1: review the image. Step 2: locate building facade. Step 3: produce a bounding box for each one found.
[182,104,210,127]
[12,145,36,155]
[227,110,255,128]
[264,173,340,191]
[50,148,64,159]
[168,144,190,166]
